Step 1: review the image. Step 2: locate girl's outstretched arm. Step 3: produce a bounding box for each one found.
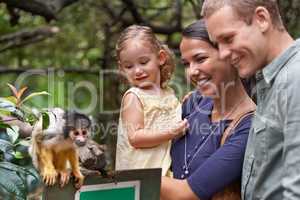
[160,177,199,200]
[121,92,188,148]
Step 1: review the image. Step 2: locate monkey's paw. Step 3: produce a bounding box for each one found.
[42,170,58,186]
[59,171,71,188]
[74,174,84,189]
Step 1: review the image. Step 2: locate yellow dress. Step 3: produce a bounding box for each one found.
[115,87,181,176]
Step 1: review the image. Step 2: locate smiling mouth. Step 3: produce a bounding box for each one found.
[135,76,147,81]
[197,78,210,87]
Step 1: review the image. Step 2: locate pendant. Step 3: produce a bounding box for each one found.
[184,170,189,175]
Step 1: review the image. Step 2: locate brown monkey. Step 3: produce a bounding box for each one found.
[30,108,91,188]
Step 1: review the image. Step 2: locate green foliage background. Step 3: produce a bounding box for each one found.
[0,0,202,121]
[0,0,300,166]
[1,0,299,110]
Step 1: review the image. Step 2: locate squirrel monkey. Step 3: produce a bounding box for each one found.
[30,108,91,188]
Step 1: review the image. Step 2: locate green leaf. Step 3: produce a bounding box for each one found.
[86,48,101,61]
[0,139,14,153]
[0,162,27,199]
[0,162,42,198]
[6,83,18,98]
[17,139,31,147]
[4,96,17,105]
[0,109,10,117]
[14,151,24,159]
[0,131,11,142]
[24,113,38,125]
[20,91,50,105]
[0,101,24,119]
[11,109,25,121]
[42,112,50,130]
[0,108,24,120]
[0,97,15,107]
[21,106,40,125]
[0,122,12,130]
[6,126,19,144]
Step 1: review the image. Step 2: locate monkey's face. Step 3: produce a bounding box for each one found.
[70,128,89,147]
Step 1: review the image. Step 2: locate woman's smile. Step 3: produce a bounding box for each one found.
[197,77,211,87]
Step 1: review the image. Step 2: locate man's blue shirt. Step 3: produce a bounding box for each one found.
[242,39,300,200]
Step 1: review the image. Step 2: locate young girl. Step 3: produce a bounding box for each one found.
[115,25,188,176]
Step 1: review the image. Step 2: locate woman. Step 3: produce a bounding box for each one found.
[160,20,255,200]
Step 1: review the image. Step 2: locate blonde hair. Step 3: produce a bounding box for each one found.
[201,0,285,31]
[116,25,175,88]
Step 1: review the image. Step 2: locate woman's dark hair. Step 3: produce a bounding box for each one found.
[182,19,216,48]
[182,19,256,102]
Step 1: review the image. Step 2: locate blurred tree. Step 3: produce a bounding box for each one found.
[0,0,79,22]
[0,0,300,168]
[279,0,300,37]
[1,0,300,68]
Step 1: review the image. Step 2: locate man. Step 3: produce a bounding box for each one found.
[202,1,300,200]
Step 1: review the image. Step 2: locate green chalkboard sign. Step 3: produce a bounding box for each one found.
[43,168,161,200]
[75,181,140,200]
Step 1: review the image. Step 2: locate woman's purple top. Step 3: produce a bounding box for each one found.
[171,91,253,200]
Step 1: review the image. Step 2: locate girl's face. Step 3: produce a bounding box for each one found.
[180,37,237,97]
[119,39,164,90]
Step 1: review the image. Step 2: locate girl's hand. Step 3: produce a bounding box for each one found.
[170,119,189,138]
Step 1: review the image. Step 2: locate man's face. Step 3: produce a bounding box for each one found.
[206,6,268,78]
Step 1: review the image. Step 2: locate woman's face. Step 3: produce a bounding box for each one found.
[180,37,237,97]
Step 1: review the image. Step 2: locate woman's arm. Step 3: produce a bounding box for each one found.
[186,116,252,199]
[161,177,199,200]
[122,92,188,148]
[161,116,252,200]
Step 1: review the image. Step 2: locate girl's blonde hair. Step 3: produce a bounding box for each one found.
[116,25,175,88]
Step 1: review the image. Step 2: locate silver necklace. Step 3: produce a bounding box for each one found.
[182,121,221,178]
[181,96,247,179]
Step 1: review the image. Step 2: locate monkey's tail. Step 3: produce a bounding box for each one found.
[29,117,43,169]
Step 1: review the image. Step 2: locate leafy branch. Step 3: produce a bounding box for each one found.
[0,84,50,198]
